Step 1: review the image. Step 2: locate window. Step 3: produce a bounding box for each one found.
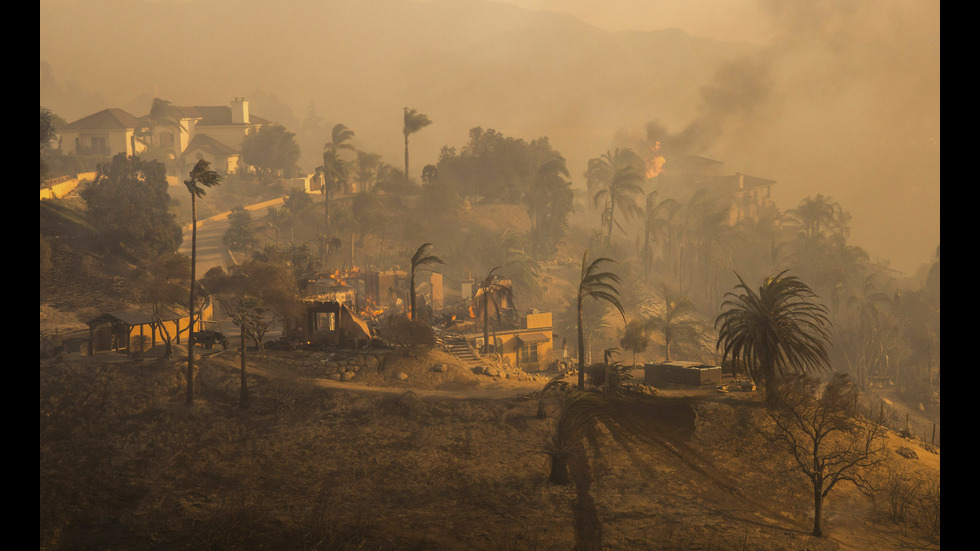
[520,342,538,365]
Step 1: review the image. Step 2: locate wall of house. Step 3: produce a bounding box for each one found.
[60,130,136,156]
[199,125,251,151]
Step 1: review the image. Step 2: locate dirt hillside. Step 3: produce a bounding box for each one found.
[40,347,940,550]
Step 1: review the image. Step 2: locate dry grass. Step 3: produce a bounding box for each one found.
[40,350,939,550]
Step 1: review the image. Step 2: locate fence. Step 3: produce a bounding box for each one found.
[871,399,940,448]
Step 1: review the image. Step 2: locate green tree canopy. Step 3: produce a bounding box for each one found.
[241,124,301,181]
[81,153,182,260]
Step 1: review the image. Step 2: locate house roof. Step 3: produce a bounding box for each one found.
[62,108,140,131]
[87,309,183,327]
[183,133,239,158]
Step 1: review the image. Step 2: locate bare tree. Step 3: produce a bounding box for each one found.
[762,373,888,537]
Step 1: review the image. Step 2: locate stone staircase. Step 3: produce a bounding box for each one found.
[435,330,491,370]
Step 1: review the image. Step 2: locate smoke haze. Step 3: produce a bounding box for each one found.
[40,0,939,274]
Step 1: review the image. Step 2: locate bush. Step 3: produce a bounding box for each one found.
[379,315,435,347]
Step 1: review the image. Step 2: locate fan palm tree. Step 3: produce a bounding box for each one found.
[403,107,432,180]
[410,243,444,321]
[715,270,832,404]
[184,159,221,405]
[586,148,646,243]
[576,251,626,390]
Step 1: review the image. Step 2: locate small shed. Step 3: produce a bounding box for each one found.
[644,361,722,387]
[86,309,187,356]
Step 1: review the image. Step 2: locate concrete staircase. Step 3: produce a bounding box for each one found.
[435,330,491,370]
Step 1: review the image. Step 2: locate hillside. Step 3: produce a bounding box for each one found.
[40,347,940,550]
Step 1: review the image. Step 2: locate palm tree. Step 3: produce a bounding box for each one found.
[184,159,221,405]
[527,152,573,258]
[640,191,677,281]
[409,243,444,321]
[586,148,646,243]
[787,194,839,241]
[576,251,626,390]
[477,267,515,354]
[319,124,355,232]
[403,107,432,180]
[133,97,184,154]
[715,270,832,404]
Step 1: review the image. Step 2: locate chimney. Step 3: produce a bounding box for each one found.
[231,97,249,125]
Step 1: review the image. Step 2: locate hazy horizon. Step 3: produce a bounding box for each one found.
[40,0,940,276]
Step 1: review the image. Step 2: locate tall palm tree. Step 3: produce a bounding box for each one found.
[184,159,221,405]
[319,124,355,232]
[409,243,444,321]
[576,251,626,390]
[586,148,646,243]
[715,270,832,404]
[527,152,573,257]
[403,107,432,181]
[474,267,515,354]
[640,191,677,281]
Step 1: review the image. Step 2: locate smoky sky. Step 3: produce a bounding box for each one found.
[40,0,939,275]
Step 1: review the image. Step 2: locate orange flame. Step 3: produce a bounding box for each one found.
[645,141,666,179]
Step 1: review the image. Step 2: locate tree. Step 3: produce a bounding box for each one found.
[576,251,626,390]
[715,271,832,403]
[787,194,840,241]
[409,243,444,321]
[403,107,432,180]
[618,319,648,366]
[645,285,701,362]
[128,252,191,359]
[762,373,888,537]
[81,153,182,260]
[527,152,575,259]
[223,206,259,253]
[184,159,222,405]
[640,191,677,281]
[586,148,646,243]
[240,124,301,182]
[318,124,355,232]
[133,97,185,157]
[41,106,57,180]
[477,267,515,354]
[203,260,299,408]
